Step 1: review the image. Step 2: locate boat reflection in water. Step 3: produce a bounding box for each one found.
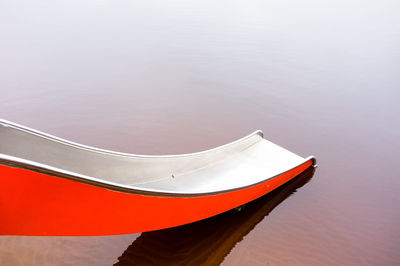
[115,166,315,265]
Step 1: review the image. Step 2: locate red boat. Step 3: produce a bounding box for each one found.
[0,119,316,236]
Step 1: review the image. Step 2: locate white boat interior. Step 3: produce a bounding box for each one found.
[0,120,313,195]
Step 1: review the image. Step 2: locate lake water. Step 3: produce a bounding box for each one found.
[0,0,399,265]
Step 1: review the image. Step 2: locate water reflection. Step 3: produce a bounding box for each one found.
[115,167,315,265]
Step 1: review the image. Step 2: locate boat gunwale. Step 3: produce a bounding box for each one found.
[0,155,315,197]
[0,119,316,197]
[0,119,263,158]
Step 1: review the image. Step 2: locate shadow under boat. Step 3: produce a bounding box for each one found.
[115,166,316,266]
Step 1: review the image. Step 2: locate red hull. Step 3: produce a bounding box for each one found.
[0,160,312,236]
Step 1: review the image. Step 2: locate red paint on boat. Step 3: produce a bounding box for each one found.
[0,159,312,236]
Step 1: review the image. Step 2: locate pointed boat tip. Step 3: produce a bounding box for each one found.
[310,156,318,168]
[255,130,264,138]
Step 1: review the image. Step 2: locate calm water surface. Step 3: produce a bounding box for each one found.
[0,0,399,265]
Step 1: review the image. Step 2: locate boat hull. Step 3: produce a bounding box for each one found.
[0,159,313,236]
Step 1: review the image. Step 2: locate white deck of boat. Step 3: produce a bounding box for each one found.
[0,120,308,194]
[130,140,304,193]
